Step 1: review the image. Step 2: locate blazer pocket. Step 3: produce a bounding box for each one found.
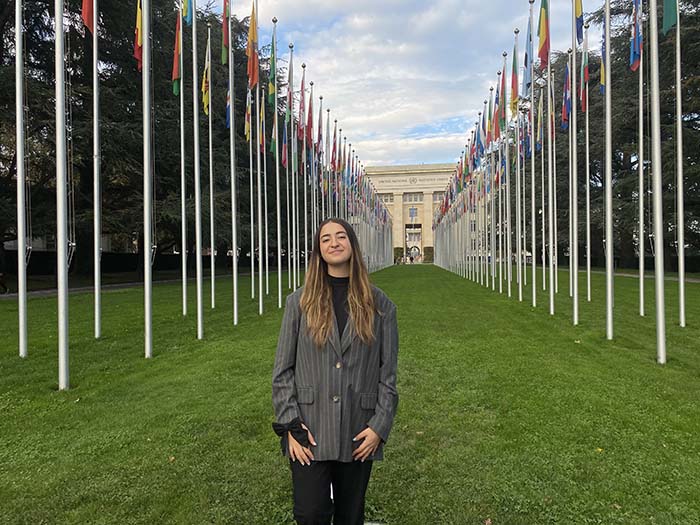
[360,392,377,410]
[297,386,314,405]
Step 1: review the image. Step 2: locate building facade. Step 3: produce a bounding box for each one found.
[364,164,454,260]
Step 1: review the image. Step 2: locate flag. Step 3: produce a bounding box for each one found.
[663,0,677,35]
[202,32,211,116]
[134,0,143,72]
[499,57,507,131]
[486,90,493,146]
[493,80,501,142]
[298,68,306,137]
[222,0,229,64]
[317,97,324,156]
[562,63,571,130]
[306,89,313,145]
[226,87,231,129]
[537,0,550,70]
[246,2,259,89]
[511,43,519,114]
[536,89,544,151]
[630,0,643,71]
[270,117,276,154]
[580,27,589,111]
[268,28,277,105]
[600,19,607,95]
[82,0,94,34]
[331,121,337,172]
[183,0,192,26]
[172,14,181,96]
[245,90,252,141]
[575,0,584,45]
[281,117,288,168]
[523,16,533,96]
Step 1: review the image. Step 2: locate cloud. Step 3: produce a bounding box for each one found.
[219,0,602,166]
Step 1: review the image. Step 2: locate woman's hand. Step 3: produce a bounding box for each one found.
[352,427,381,462]
[288,423,317,466]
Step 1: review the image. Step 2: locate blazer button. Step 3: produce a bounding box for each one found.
[332,395,340,403]
[335,362,342,369]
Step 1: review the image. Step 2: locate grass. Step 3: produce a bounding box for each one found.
[1,264,699,524]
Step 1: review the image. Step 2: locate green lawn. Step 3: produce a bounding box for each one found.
[1,265,699,524]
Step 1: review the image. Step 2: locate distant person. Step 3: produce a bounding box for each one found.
[272,217,399,525]
[409,256,414,264]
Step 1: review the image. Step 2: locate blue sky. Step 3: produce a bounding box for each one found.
[218,0,602,166]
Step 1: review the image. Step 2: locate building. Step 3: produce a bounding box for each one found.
[364,163,454,261]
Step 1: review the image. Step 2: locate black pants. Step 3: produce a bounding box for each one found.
[289,459,373,525]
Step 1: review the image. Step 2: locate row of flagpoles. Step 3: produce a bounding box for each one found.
[434,0,686,364]
[13,0,393,389]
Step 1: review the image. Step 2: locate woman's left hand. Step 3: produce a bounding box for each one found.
[352,427,381,462]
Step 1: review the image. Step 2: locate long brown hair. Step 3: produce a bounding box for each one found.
[300,218,377,348]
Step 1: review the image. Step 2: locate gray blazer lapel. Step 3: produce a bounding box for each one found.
[329,311,356,358]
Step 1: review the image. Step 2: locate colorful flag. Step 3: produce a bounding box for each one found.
[317,97,324,156]
[183,0,192,26]
[662,0,677,35]
[202,32,211,115]
[226,87,231,129]
[536,89,544,151]
[268,28,277,105]
[306,88,313,145]
[245,90,252,142]
[82,0,94,34]
[270,111,277,153]
[493,81,501,142]
[134,0,143,72]
[523,16,533,96]
[561,63,571,130]
[172,14,181,96]
[580,27,589,111]
[222,0,229,64]
[246,2,259,89]
[499,57,507,131]
[486,90,493,146]
[511,42,519,114]
[537,0,550,70]
[298,68,306,137]
[600,19,606,95]
[575,0,584,45]
[331,121,337,172]
[630,0,643,71]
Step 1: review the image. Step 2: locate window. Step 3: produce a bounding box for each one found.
[380,193,394,204]
[433,192,444,202]
[404,192,423,203]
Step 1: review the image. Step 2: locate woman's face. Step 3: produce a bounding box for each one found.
[319,222,352,267]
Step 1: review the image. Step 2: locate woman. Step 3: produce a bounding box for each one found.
[272,218,399,525]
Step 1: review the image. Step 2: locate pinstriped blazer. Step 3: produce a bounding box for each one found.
[272,284,399,462]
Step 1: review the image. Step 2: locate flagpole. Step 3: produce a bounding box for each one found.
[648,0,666,362]
[320,96,325,221]
[207,24,215,309]
[272,18,281,308]
[636,10,644,315]
[262,86,269,296]
[16,0,28,358]
[567,49,573,301]
[674,7,685,328]
[547,61,555,315]
[92,0,101,339]
[552,69,559,295]
[584,23,591,303]
[302,64,308,273]
[571,1,579,325]
[540,89,546,292]
[289,44,297,290]
[529,0,536,307]
[255,1,263,315]
[191,0,204,339]
[604,0,613,340]
[516,108,522,301]
[180,3,187,317]
[249,89,255,299]
[142,0,154,356]
[229,9,238,322]
[505,115,512,298]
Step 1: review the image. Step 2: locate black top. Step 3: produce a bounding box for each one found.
[329,275,350,336]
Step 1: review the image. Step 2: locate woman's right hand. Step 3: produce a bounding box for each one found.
[288,423,317,465]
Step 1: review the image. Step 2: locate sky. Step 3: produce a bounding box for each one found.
[219,0,602,167]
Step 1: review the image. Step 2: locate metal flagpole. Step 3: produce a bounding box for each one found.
[506,118,512,298]
[255,0,263,314]
[516,109,522,301]
[674,7,685,328]
[547,59,555,314]
[272,18,281,308]
[636,13,644,315]
[649,0,666,361]
[568,49,573,300]
[302,64,308,274]
[143,0,154,355]
[207,25,215,309]
[192,0,204,339]
[522,108,527,289]
[180,2,187,317]
[489,87,496,291]
[16,0,28,358]
[289,44,297,290]
[262,86,269,295]
[92,0,101,338]
[249,89,255,299]
[540,89,546,292]
[552,69,559,295]
[571,1,579,325]
[585,23,591,303]
[229,9,238,322]
[56,0,69,388]
[320,97,325,221]
[604,0,613,340]
[529,0,536,307]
